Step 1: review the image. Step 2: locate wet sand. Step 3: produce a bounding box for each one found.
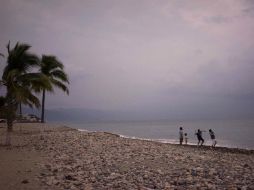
[0,123,253,190]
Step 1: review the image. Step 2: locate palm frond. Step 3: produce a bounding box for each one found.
[6,41,10,54]
[40,54,69,94]
[17,73,53,91]
[51,79,69,95]
[0,80,6,86]
[23,91,40,108]
[50,69,69,83]
[41,55,64,74]
[9,81,41,108]
[3,69,22,84]
[5,42,39,74]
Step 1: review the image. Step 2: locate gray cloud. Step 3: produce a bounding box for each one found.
[1,0,254,120]
[205,16,232,24]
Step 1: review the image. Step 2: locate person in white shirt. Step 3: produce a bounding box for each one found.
[209,129,217,147]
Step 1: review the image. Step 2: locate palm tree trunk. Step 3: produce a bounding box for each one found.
[6,91,15,145]
[6,125,12,146]
[6,105,13,145]
[19,102,22,116]
[41,89,45,123]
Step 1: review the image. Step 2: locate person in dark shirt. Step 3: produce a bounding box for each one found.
[195,129,204,146]
[179,127,184,145]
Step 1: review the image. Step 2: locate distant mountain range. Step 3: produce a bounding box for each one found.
[22,107,254,123]
[23,107,152,122]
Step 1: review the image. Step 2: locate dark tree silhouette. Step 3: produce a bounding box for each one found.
[0,42,51,145]
[39,55,69,123]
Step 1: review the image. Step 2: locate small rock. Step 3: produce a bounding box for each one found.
[45,164,51,169]
[157,169,164,175]
[53,180,60,185]
[90,177,96,183]
[40,172,46,176]
[191,169,197,176]
[74,181,82,186]
[143,174,148,179]
[65,175,77,181]
[21,179,29,184]
[178,179,186,186]
[52,168,58,173]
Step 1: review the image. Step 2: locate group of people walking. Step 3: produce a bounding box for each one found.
[179,127,217,147]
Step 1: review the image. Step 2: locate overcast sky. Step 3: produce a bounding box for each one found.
[1,0,254,119]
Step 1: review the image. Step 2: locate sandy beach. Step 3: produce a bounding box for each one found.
[0,123,254,190]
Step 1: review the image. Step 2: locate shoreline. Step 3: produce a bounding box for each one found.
[78,128,254,153]
[1,123,254,189]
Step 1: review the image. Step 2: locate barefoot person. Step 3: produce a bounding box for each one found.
[184,133,188,145]
[179,127,184,145]
[195,129,205,146]
[209,129,217,147]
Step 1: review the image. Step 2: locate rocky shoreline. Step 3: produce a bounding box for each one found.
[0,123,254,189]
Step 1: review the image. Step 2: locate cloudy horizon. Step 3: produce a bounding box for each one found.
[1,0,254,120]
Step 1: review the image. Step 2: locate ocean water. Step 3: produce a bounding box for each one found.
[61,119,254,150]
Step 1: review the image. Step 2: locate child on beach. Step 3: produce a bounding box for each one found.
[184,133,188,145]
[179,127,183,145]
[209,129,217,147]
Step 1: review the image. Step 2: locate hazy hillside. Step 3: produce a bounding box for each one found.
[22,107,254,123]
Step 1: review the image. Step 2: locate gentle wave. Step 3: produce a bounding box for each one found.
[78,128,214,147]
[78,128,254,150]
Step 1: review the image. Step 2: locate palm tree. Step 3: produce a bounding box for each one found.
[39,55,69,123]
[0,42,51,145]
